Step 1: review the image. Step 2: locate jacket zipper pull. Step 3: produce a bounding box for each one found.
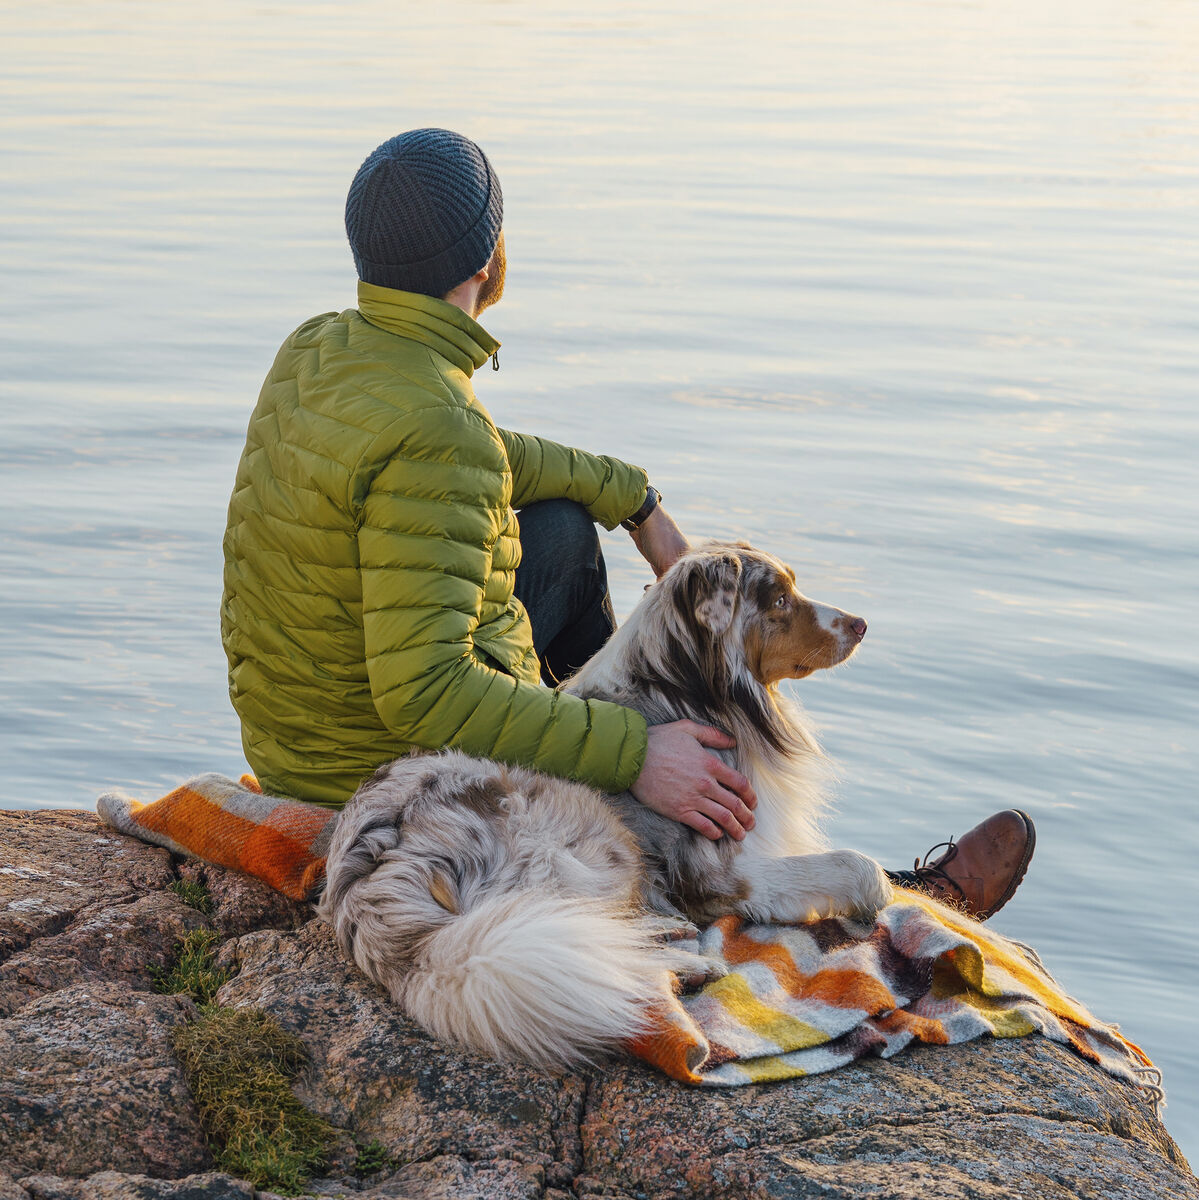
[491,350,500,372]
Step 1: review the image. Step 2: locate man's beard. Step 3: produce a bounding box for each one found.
[474,233,506,316]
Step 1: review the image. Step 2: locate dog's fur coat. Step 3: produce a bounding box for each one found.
[318,543,892,1068]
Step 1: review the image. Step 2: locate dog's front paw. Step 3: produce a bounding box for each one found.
[828,849,893,922]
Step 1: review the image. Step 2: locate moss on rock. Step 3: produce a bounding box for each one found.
[150,928,229,1008]
[167,878,215,915]
[171,1007,337,1196]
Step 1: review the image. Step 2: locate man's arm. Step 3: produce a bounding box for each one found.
[359,410,755,836]
[497,428,648,528]
[357,408,648,794]
[499,428,692,579]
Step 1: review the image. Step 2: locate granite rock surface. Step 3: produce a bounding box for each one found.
[1,808,1194,1200]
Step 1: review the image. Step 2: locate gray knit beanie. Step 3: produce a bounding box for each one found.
[345,128,503,298]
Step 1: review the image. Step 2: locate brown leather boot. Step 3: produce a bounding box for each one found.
[888,809,1036,921]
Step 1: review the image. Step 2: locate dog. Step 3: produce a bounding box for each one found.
[317,542,892,1069]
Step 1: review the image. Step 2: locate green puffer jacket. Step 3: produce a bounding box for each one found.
[222,282,650,808]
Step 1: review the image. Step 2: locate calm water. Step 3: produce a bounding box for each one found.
[3,0,1197,1159]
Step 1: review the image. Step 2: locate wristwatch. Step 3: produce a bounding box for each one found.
[620,485,661,531]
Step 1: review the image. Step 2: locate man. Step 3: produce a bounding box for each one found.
[222,128,1034,920]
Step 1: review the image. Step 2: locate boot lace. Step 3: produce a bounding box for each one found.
[888,838,965,900]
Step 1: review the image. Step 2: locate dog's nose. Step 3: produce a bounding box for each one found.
[850,617,867,641]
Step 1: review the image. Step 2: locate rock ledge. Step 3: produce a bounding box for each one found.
[1,809,1194,1200]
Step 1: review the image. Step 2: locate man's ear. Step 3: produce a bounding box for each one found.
[684,551,742,635]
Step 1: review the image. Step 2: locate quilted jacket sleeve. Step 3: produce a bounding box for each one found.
[356,405,648,793]
[497,428,648,530]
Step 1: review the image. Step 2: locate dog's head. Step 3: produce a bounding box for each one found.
[658,542,866,686]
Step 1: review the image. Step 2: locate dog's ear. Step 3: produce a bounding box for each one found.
[684,551,743,635]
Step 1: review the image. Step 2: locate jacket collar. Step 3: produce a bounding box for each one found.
[356,281,500,378]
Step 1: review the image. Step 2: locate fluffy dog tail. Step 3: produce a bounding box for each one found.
[397,891,690,1070]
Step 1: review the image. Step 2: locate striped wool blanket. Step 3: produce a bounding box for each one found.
[633,901,1159,1096]
[97,772,1160,1099]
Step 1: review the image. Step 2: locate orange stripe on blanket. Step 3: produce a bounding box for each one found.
[240,821,326,898]
[628,1002,709,1084]
[719,921,899,1015]
[261,801,335,842]
[137,787,261,867]
[875,1007,950,1045]
[1057,1014,1154,1071]
[134,786,326,901]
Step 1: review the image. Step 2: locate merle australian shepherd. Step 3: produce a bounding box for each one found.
[317,542,892,1068]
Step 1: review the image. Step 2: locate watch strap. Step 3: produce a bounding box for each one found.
[620,485,661,531]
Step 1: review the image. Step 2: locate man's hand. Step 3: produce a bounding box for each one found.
[630,720,757,840]
[631,504,689,579]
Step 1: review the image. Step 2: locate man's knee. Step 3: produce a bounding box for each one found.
[518,500,602,572]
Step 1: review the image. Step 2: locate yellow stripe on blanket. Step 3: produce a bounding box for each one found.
[703,972,829,1051]
[738,1054,811,1085]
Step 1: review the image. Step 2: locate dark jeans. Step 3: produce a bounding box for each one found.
[513,500,618,686]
